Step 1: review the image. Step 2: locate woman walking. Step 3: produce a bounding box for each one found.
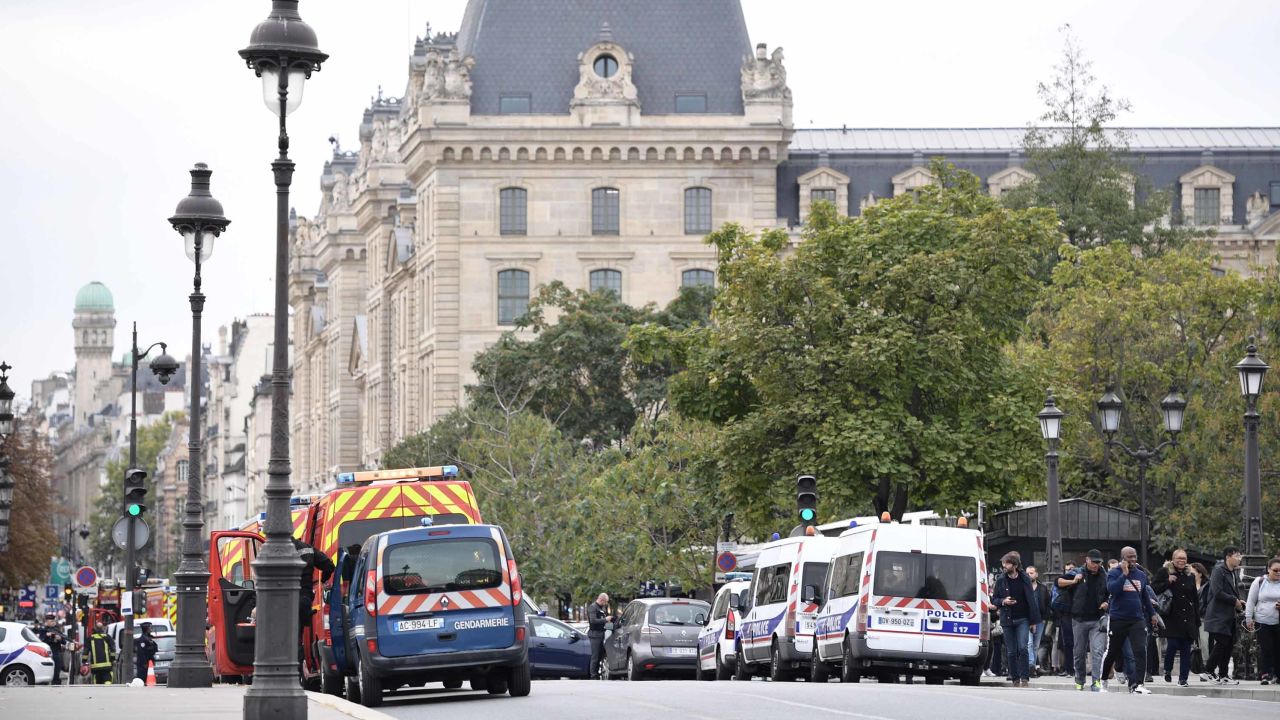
[1244,557,1280,685]
[1151,549,1199,686]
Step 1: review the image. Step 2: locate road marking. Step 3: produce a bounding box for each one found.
[702,687,899,720]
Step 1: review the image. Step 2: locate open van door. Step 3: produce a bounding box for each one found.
[322,547,351,695]
[208,530,262,679]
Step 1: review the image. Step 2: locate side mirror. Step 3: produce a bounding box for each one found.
[802,584,821,605]
[731,590,748,612]
[694,613,707,626]
[569,631,580,643]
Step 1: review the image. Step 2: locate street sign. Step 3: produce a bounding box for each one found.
[49,557,72,586]
[112,516,151,550]
[74,566,98,589]
[18,586,35,608]
[716,552,738,573]
[44,584,59,601]
[717,541,737,553]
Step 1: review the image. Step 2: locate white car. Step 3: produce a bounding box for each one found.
[696,580,751,680]
[0,621,56,686]
[106,617,174,651]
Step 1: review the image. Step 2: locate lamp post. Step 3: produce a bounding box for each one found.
[117,322,178,682]
[1096,384,1187,569]
[1234,338,1269,583]
[1037,390,1066,575]
[238,3,326,715]
[165,163,230,688]
[0,362,16,554]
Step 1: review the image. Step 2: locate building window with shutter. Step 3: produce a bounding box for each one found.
[589,269,622,297]
[681,269,715,288]
[592,187,620,235]
[811,188,837,205]
[684,187,712,234]
[1194,187,1221,225]
[500,187,527,235]
[497,269,530,325]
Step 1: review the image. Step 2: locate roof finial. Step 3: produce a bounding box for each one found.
[597,20,613,42]
[377,84,384,102]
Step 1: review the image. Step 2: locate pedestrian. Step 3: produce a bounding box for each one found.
[86,622,116,685]
[1203,547,1245,684]
[1190,561,1211,674]
[586,592,612,679]
[1052,561,1076,676]
[292,535,337,665]
[985,601,1005,678]
[134,622,158,683]
[38,613,68,686]
[1064,549,1109,691]
[1026,565,1051,677]
[992,551,1040,687]
[1244,556,1280,685]
[1151,548,1199,686]
[1099,546,1157,694]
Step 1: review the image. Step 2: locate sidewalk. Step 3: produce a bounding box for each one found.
[1001,672,1280,702]
[0,685,396,719]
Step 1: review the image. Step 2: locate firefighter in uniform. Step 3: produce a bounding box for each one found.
[86,622,116,684]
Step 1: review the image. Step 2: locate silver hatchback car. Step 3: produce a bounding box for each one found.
[603,598,710,680]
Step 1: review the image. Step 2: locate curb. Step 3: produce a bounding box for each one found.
[306,690,398,720]
[1003,679,1280,702]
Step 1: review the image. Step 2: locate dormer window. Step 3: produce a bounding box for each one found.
[499,95,531,114]
[675,94,707,113]
[593,54,618,78]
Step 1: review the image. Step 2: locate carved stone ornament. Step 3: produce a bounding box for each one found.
[1247,191,1269,224]
[421,47,474,103]
[330,172,351,212]
[741,43,790,100]
[859,191,877,212]
[571,42,639,109]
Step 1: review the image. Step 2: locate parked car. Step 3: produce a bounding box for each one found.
[697,580,751,680]
[0,621,55,686]
[151,631,176,684]
[604,598,710,680]
[529,616,591,679]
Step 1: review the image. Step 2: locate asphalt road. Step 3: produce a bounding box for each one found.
[377,678,1272,720]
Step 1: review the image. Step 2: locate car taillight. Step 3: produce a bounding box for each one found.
[640,625,662,635]
[507,558,522,606]
[366,638,377,653]
[26,644,50,658]
[725,610,735,641]
[855,600,868,633]
[516,625,526,642]
[365,570,377,615]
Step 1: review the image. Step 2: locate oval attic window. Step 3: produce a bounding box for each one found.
[593,54,618,79]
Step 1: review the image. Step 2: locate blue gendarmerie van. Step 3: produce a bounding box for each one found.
[336,522,530,707]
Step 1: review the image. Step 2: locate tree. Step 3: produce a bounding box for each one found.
[87,414,175,568]
[1002,29,1191,255]
[669,163,1060,535]
[0,430,60,587]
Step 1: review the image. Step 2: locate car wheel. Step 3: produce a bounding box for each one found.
[626,653,643,681]
[443,678,463,689]
[486,668,510,695]
[470,674,489,691]
[925,675,944,685]
[345,674,361,703]
[3,665,34,686]
[320,648,342,696]
[959,668,981,686]
[734,649,753,681]
[810,647,829,683]
[715,648,732,681]
[596,656,610,680]
[839,638,861,683]
[769,640,792,682]
[357,654,383,708]
[508,661,532,697]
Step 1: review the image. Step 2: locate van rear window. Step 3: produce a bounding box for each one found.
[335,514,469,552]
[383,538,502,595]
[873,551,976,602]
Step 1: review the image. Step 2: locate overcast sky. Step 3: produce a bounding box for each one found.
[1,0,1275,400]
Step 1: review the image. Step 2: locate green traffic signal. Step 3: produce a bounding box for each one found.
[126,503,143,517]
[799,508,816,522]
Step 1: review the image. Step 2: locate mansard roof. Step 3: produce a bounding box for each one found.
[455,0,751,115]
[791,127,1280,154]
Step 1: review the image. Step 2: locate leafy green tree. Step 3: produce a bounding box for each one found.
[0,430,60,587]
[668,164,1059,535]
[88,415,174,568]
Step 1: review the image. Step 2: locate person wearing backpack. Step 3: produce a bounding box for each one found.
[1065,549,1109,690]
[1244,557,1280,685]
[1151,548,1199,686]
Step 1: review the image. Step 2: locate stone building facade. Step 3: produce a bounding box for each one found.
[204,315,274,529]
[286,0,1280,487]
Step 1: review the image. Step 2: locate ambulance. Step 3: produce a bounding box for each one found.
[206,465,483,687]
[810,520,988,685]
[733,532,837,681]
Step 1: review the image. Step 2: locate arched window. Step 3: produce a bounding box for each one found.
[497,269,530,325]
[499,187,527,235]
[684,187,712,234]
[592,187,620,235]
[681,269,715,288]
[589,269,622,297]
[593,54,618,79]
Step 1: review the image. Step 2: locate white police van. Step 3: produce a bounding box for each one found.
[341,522,529,707]
[734,532,837,681]
[810,520,988,684]
[696,577,751,680]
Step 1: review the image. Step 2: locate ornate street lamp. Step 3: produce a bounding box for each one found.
[0,362,14,438]
[165,163,230,688]
[1037,390,1066,575]
[0,361,15,553]
[1234,338,1269,582]
[116,322,178,679]
[1096,384,1186,569]
[238,2,326,715]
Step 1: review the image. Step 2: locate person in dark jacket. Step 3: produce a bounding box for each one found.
[86,622,116,684]
[134,622,158,682]
[1203,547,1245,684]
[991,551,1041,687]
[586,593,612,679]
[37,614,68,686]
[1063,549,1109,690]
[1151,549,1199,686]
[1100,546,1157,693]
[1027,566,1052,676]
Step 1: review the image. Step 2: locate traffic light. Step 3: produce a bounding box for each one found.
[796,474,818,527]
[123,467,147,517]
[63,583,73,601]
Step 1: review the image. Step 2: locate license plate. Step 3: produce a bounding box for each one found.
[799,619,816,632]
[874,615,917,628]
[396,618,443,632]
[668,647,696,656]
